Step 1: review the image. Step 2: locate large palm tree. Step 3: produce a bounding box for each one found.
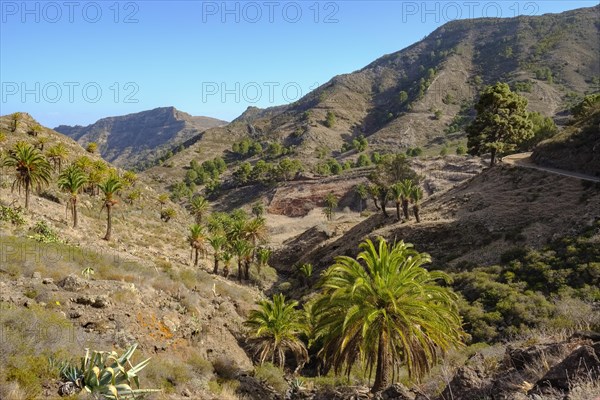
[189,224,208,267]
[313,238,465,392]
[244,294,308,371]
[409,185,424,223]
[208,235,227,274]
[189,195,210,224]
[244,217,267,262]
[256,247,271,275]
[57,165,88,228]
[398,179,416,220]
[221,251,233,278]
[3,142,52,209]
[98,176,122,241]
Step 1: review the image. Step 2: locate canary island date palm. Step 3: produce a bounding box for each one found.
[409,185,424,223]
[189,224,208,267]
[3,142,52,209]
[313,238,465,392]
[57,165,88,228]
[46,143,69,172]
[232,239,251,282]
[208,235,226,274]
[244,293,308,371]
[98,176,122,241]
[189,195,210,224]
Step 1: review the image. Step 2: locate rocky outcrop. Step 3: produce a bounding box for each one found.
[437,333,600,400]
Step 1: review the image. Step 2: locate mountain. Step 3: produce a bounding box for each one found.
[55,107,227,170]
[146,5,599,188]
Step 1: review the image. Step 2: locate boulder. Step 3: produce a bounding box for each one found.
[436,353,488,400]
[531,345,600,394]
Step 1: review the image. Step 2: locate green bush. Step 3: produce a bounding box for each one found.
[254,363,288,394]
[0,205,25,226]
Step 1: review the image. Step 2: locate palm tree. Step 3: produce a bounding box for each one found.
[256,247,271,275]
[57,165,88,228]
[389,183,404,222]
[313,238,465,392]
[252,201,265,218]
[244,293,308,371]
[221,251,233,278]
[3,142,52,209]
[189,195,210,224]
[409,185,424,223]
[323,192,338,221]
[367,184,381,211]
[188,224,208,267]
[208,235,227,274]
[46,143,69,172]
[232,239,251,282]
[98,176,122,241]
[398,179,416,220]
[244,217,267,259]
[355,183,368,213]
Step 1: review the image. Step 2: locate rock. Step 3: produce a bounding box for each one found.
[530,345,600,393]
[58,274,85,292]
[504,342,573,371]
[436,353,487,400]
[69,311,82,319]
[380,383,415,400]
[42,278,53,284]
[91,296,109,308]
[32,272,41,279]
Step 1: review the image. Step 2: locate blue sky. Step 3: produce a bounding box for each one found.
[0,0,596,127]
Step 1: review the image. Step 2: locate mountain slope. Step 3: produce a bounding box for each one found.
[146,5,599,189]
[55,107,227,170]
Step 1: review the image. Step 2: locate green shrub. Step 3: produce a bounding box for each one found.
[254,363,288,394]
[28,221,63,243]
[0,205,25,226]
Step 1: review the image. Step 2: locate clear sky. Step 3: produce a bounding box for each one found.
[0,0,597,127]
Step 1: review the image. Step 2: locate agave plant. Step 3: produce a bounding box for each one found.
[58,344,159,399]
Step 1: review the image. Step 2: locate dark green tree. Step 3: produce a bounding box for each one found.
[466,83,533,166]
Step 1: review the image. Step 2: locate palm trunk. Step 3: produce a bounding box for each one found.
[395,201,401,221]
[372,331,391,393]
[212,255,219,274]
[244,260,250,281]
[103,205,112,241]
[73,197,78,228]
[223,264,229,278]
[379,192,389,218]
[402,199,410,220]
[25,180,30,209]
[490,148,497,166]
[413,204,421,223]
[194,249,199,267]
[237,259,243,282]
[372,196,380,210]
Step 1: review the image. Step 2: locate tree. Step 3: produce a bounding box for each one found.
[3,142,52,209]
[86,142,98,154]
[368,154,418,218]
[98,176,122,241]
[11,112,22,132]
[188,224,207,267]
[323,192,338,221]
[256,247,271,276]
[466,83,533,166]
[409,185,424,223]
[389,183,404,222]
[244,217,268,261]
[368,184,381,210]
[221,251,233,278]
[57,165,88,228]
[189,195,210,224]
[232,239,251,282]
[313,238,465,392]
[252,201,265,218]
[208,235,227,274]
[520,112,559,150]
[325,111,336,128]
[46,144,69,172]
[244,294,308,371]
[355,183,368,213]
[157,193,169,210]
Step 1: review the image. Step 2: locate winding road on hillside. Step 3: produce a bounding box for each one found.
[503,152,600,183]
